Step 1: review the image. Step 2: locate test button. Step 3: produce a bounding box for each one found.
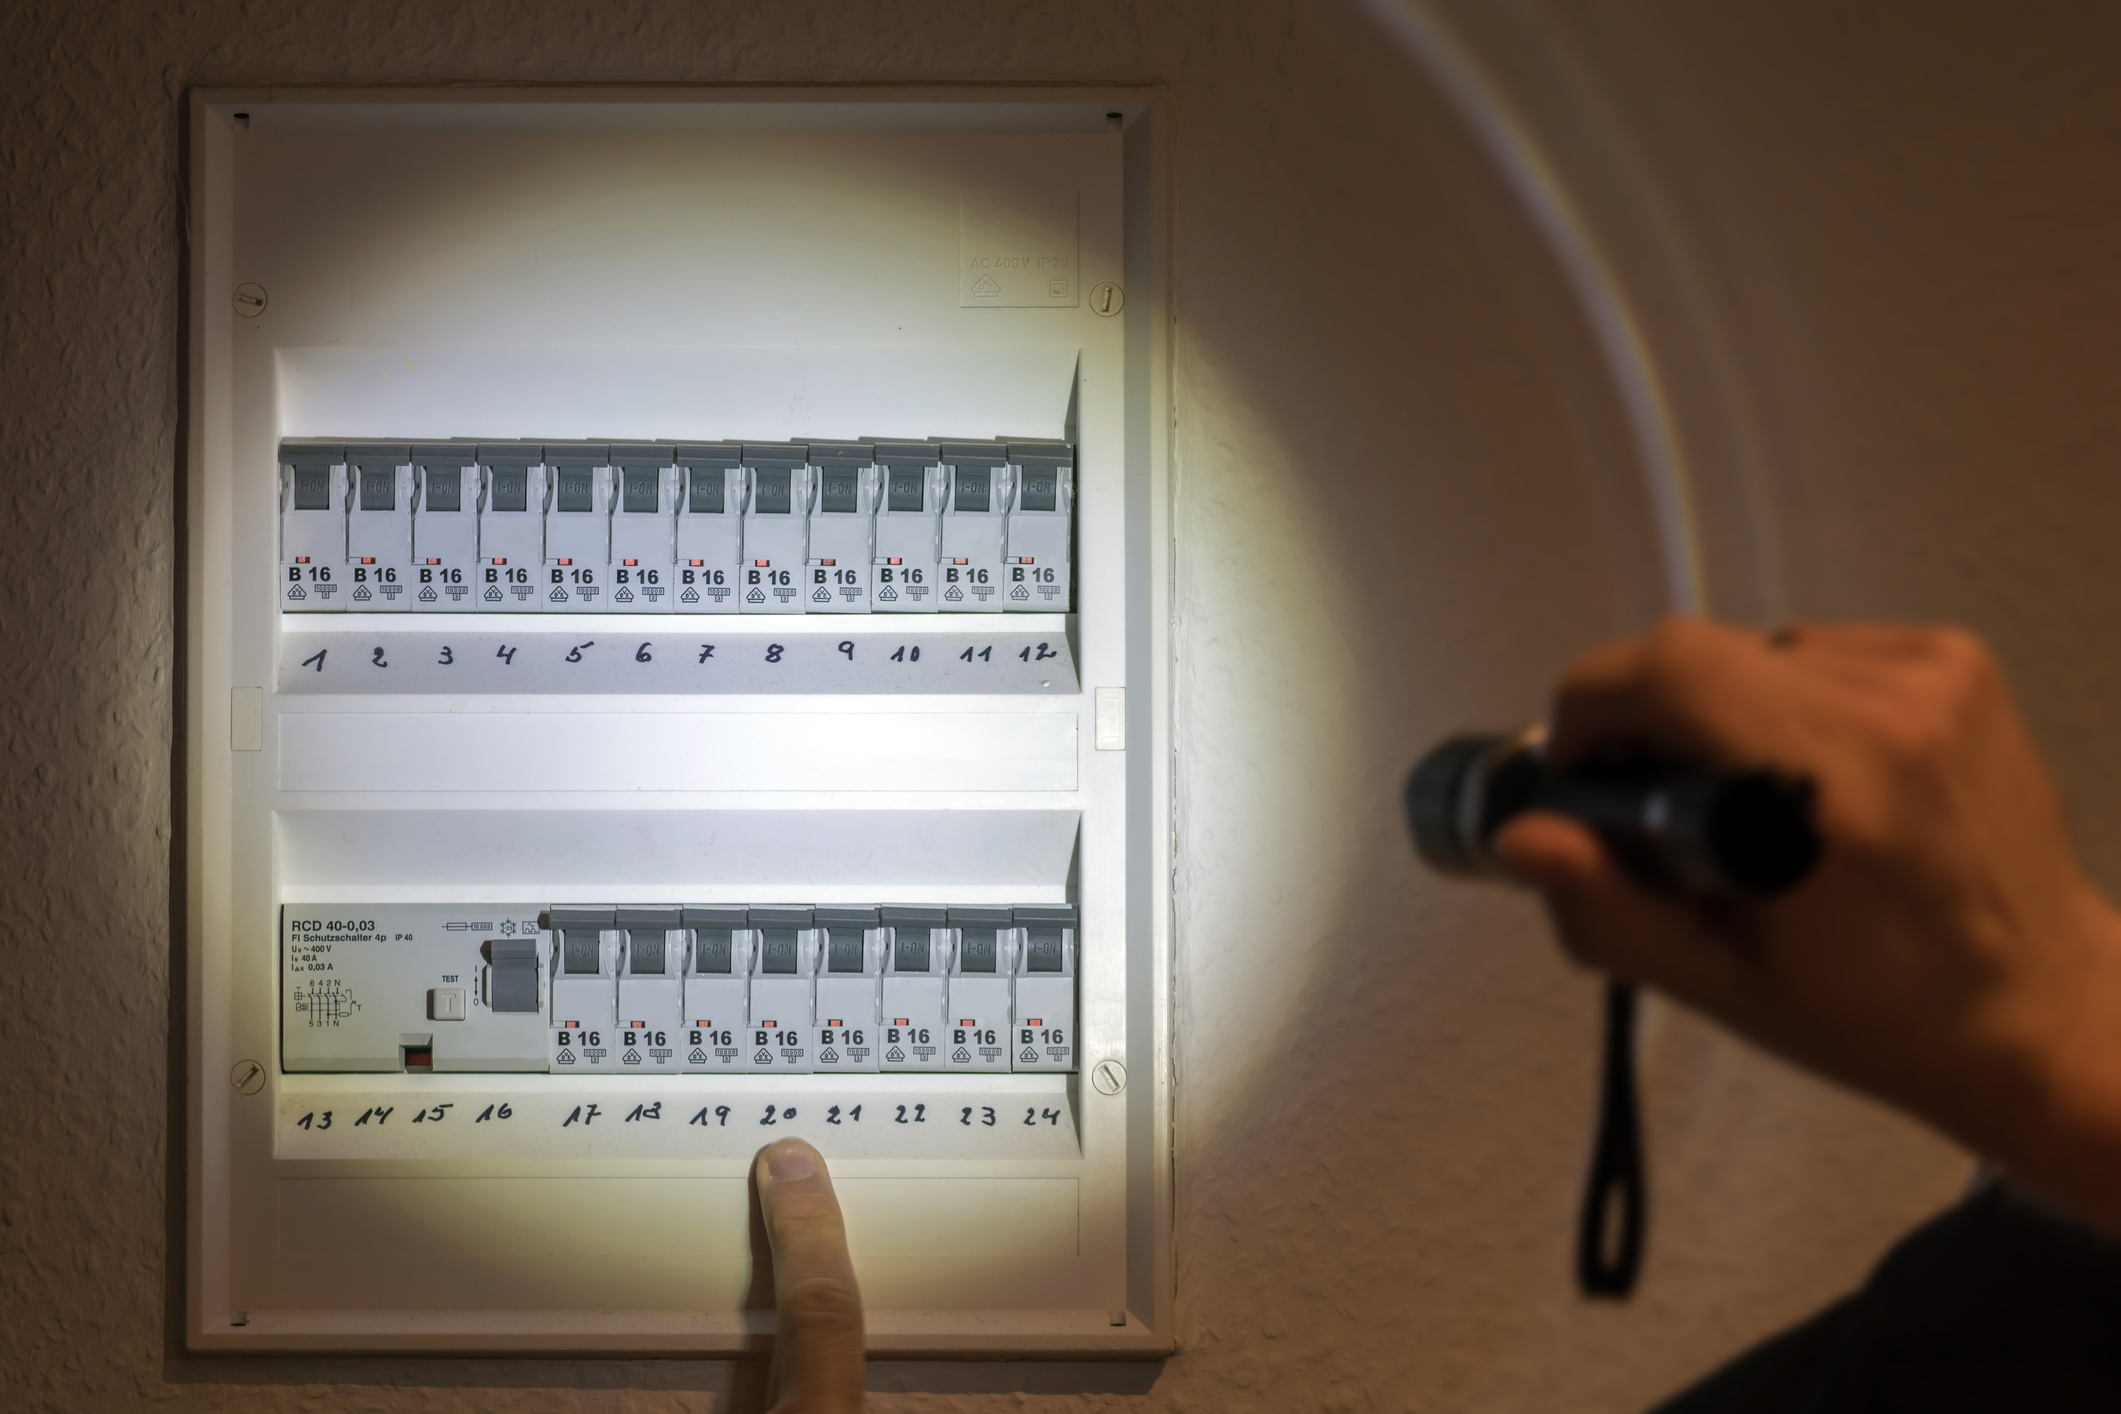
[428,987,467,1021]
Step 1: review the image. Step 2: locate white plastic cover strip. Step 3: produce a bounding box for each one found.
[276,347,1080,443]
[279,712,1079,793]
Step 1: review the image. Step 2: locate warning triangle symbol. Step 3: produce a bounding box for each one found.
[886,1046,905,1062]
[1010,585,1029,600]
[689,1048,707,1063]
[944,585,963,601]
[484,585,502,600]
[754,1048,773,1064]
[352,585,372,601]
[418,586,437,601]
[681,587,699,603]
[622,1050,641,1064]
[952,1046,971,1064]
[972,274,1002,296]
[819,1047,840,1065]
[287,585,307,600]
[615,587,633,602]
[1020,1047,1038,1062]
[550,586,567,601]
[556,1050,575,1064]
[746,587,766,603]
[813,587,830,601]
[878,586,897,601]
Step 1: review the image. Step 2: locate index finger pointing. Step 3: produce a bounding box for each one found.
[755,1138,865,1414]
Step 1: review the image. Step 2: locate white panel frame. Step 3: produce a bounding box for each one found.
[184,85,1172,1357]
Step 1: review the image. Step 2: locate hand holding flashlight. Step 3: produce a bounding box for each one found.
[1462,618,2121,1235]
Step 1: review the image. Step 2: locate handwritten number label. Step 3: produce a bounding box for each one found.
[838,640,855,661]
[635,642,653,663]
[437,646,453,665]
[301,649,326,673]
[765,643,785,664]
[698,644,715,662]
[890,645,922,663]
[370,647,388,668]
[496,644,517,665]
[566,641,593,663]
[760,1104,778,1126]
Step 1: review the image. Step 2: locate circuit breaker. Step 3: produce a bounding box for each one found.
[189,85,1168,1359]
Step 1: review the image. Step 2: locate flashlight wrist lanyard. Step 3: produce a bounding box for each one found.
[1579,981,1646,1297]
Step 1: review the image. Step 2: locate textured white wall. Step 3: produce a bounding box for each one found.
[14,0,2121,1409]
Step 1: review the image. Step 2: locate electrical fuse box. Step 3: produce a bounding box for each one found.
[476,444,548,610]
[674,443,744,614]
[945,906,1017,1071]
[682,905,752,1073]
[1011,905,1078,1071]
[543,444,613,611]
[409,442,482,612]
[747,907,818,1070]
[194,87,1171,1359]
[871,441,945,612]
[615,906,685,1074]
[608,444,678,613]
[806,442,879,612]
[880,905,951,1071]
[345,444,415,611]
[813,906,884,1072]
[939,442,1012,612]
[278,442,347,611]
[548,906,619,1072]
[740,444,812,613]
[1005,442,1074,612]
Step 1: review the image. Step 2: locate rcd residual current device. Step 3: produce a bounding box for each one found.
[184,87,1171,1357]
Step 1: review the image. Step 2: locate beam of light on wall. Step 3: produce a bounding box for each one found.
[1356,0,1708,617]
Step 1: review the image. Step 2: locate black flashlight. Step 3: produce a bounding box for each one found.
[1405,730,1822,898]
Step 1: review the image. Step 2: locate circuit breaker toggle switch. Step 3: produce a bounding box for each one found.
[1011,906,1078,1071]
[880,905,952,1071]
[410,443,481,612]
[615,906,684,1073]
[740,445,814,613]
[748,907,819,1069]
[805,444,880,612]
[674,444,744,614]
[871,443,945,613]
[812,906,883,1072]
[548,906,620,1072]
[543,445,613,612]
[476,445,549,611]
[946,906,1017,1071]
[1004,443,1074,612]
[608,445,678,614]
[279,442,347,611]
[345,444,415,611]
[681,905,753,1073]
[938,443,1014,613]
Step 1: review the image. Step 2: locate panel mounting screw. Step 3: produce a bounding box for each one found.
[1089,282,1124,317]
[230,1059,265,1095]
[233,283,267,317]
[1091,1058,1126,1095]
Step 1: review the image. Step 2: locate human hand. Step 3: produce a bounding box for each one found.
[755,1138,865,1413]
[1494,618,2121,1228]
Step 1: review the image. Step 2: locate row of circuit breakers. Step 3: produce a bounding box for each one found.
[277,440,1074,614]
[292,906,1078,1075]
